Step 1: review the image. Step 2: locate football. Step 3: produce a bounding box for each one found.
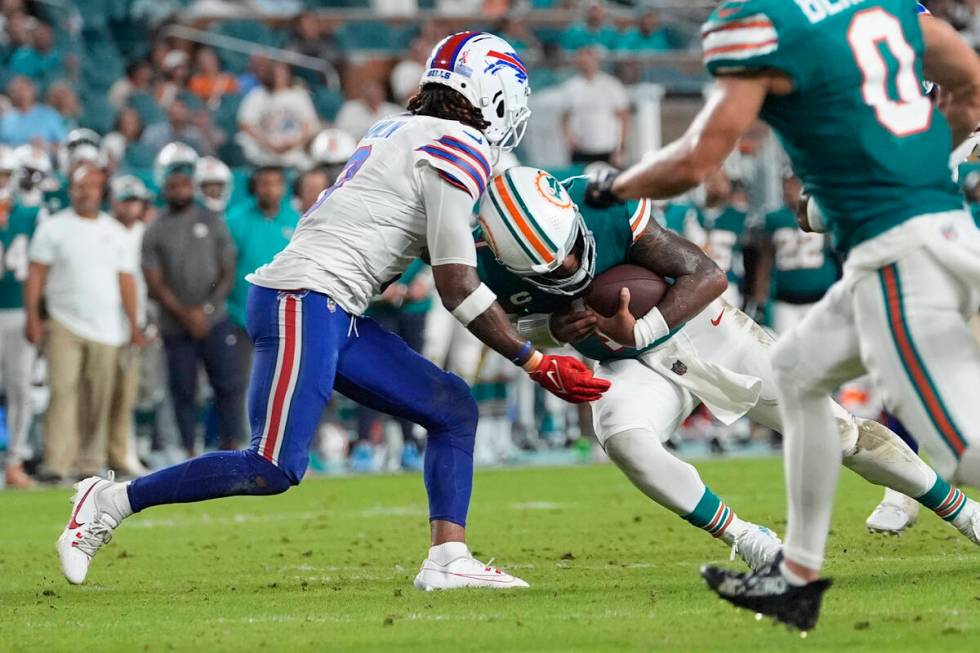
[584,264,668,318]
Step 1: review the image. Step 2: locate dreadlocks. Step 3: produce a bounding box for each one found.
[407,84,490,133]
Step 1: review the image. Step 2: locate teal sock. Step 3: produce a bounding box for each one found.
[682,487,736,538]
[916,476,967,522]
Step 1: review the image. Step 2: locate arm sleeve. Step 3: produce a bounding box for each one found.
[413,128,492,202]
[28,220,55,264]
[420,164,479,268]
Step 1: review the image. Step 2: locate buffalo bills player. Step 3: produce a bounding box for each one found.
[56,32,610,590]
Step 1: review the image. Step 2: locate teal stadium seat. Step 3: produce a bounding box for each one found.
[82,37,125,92]
[313,86,344,123]
[127,92,166,126]
[337,21,396,52]
[214,20,284,74]
[79,92,117,135]
[121,142,159,171]
[213,93,244,134]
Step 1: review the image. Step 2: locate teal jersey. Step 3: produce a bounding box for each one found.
[661,201,698,235]
[476,176,681,362]
[226,200,300,328]
[699,205,747,286]
[703,0,963,255]
[0,204,39,309]
[42,175,69,215]
[764,206,840,302]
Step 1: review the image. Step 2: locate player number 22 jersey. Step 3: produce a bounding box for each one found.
[248,114,492,315]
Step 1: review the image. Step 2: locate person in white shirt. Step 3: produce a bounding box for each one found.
[24,164,142,482]
[334,78,403,140]
[107,176,153,477]
[236,61,319,169]
[560,47,630,165]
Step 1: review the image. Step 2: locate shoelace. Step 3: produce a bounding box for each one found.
[74,516,114,557]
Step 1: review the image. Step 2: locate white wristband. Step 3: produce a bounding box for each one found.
[632,306,670,350]
[450,283,497,326]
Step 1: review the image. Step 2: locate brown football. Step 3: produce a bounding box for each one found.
[584,264,668,318]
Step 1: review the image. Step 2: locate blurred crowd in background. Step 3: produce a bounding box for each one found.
[2,0,980,488]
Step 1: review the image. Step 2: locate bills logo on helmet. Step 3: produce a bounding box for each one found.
[484,51,528,83]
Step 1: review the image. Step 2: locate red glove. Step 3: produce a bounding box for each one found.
[525,353,611,404]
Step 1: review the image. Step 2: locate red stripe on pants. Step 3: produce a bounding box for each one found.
[262,295,298,461]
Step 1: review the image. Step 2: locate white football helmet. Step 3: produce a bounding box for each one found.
[110,174,151,203]
[193,155,232,212]
[153,142,199,188]
[12,144,53,194]
[59,128,102,172]
[310,128,357,167]
[478,166,595,296]
[422,31,531,153]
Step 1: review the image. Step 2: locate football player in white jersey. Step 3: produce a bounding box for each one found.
[56,32,610,591]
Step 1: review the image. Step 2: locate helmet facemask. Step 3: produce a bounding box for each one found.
[480,73,531,161]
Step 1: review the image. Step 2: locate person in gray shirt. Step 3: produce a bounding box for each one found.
[142,149,243,456]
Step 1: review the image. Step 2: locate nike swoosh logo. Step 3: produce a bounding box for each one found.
[464,132,483,144]
[68,483,98,530]
[710,309,725,326]
[546,369,566,393]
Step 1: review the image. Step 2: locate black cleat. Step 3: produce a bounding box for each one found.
[700,554,832,632]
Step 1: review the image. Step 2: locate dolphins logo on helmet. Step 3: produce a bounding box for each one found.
[478,167,596,296]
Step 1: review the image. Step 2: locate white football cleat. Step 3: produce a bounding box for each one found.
[952,498,980,545]
[56,475,121,584]
[866,488,919,535]
[729,524,781,571]
[414,542,529,590]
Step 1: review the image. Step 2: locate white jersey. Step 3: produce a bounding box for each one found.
[248,114,492,315]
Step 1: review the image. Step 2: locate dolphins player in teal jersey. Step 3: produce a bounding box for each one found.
[475,166,980,579]
[586,0,980,630]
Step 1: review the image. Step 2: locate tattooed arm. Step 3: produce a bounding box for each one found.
[593,220,728,345]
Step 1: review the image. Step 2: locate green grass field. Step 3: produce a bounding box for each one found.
[2,458,979,652]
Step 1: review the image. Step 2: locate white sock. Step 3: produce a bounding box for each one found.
[98,481,134,522]
[428,541,470,565]
[778,378,842,572]
[779,560,809,587]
